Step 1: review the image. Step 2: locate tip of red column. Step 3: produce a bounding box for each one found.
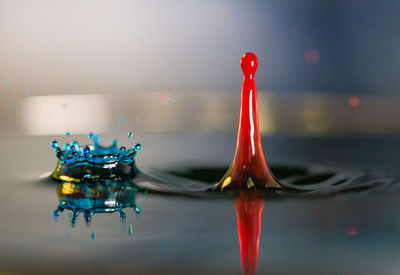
[240,52,258,76]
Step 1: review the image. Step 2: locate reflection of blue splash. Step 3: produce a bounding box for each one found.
[52,181,142,227]
[128,224,133,235]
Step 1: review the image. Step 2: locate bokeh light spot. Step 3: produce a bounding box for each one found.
[304,49,320,64]
[160,93,174,106]
[347,225,359,236]
[348,96,360,107]
[119,117,126,124]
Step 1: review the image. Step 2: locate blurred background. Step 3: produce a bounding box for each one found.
[2,2,400,274]
[1,0,400,137]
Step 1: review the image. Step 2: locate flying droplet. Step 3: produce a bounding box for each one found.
[50,141,59,150]
[134,144,142,152]
[119,146,126,154]
[128,132,133,139]
[91,232,96,240]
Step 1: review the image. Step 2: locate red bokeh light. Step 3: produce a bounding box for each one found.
[347,225,359,236]
[160,93,173,106]
[304,49,320,64]
[348,96,360,107]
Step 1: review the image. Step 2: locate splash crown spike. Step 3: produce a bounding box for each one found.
[50,133,141,183]
[215,53,282,191]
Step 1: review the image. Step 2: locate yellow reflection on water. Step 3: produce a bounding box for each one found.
[61,182,76,194]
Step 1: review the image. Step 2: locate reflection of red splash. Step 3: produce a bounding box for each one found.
[217,53,281,191]
[236,192,264,275]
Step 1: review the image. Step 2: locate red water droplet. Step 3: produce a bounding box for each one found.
[236,192,264,275]
[216,53,281,191]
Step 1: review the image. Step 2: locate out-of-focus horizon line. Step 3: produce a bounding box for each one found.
[1,91,400,137]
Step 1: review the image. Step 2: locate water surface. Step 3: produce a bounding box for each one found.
[1,134,400,274]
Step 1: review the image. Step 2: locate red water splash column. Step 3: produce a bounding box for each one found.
[216,53,281,191]
[236,192,264,275]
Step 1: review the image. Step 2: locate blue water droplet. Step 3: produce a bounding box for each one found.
[119,117,126,124]
[50,141,59,149]
[91,232,96,240]
[128,224,133,235]
[119,208,127,223]
[56,151,64,159]
[119,146,126,154]
[135,144,142,152]
[66,131,70,136]
[88,133,94,139]
[12,105,18,110]
[134,206,141,214]
[128,132,133,139]
[83,146,90,158]
[84,210,93,225]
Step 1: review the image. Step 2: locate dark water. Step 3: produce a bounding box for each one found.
[47,160,400,228]
[131,164,400,198]
[2,134,400,274]
[47,133,400,198]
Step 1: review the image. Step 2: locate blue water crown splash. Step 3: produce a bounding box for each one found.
[50,133,142,183]
[52,181,142,227]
